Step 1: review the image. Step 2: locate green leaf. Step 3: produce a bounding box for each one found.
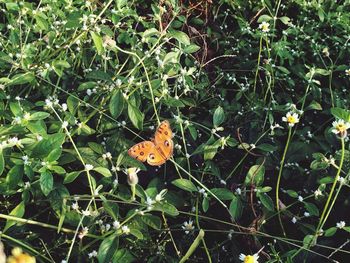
[210,188,234,200]
[130,228,143,239]
[6,165,23,190]
[304,202,319,216]
[153,202,179,216]
[331,108,350,122]
[63,171,82,184]
[286,190,298,198]
[257,14,273,23]
[7,72,35,86]
[109,90,124,118]
[29,112,50,120]
[141,214,161,230]
[46,148,62,162]
[213,106,225,127]
[229,195,242,220]
[324,227,337,237]
[202,197,209,212]
[306,100,322,111]
[127,103,144,130]
[112,249,135,262]
[183,44,200,54]
[279,16,290,25]
[93,167,112,177]
[244,164,265,186]
[0,150,4,176]
[91,32,105,55]
[32,133,65,158]
[102,199,119,220]
[169,30,190,45]
[256,143,277,152]
[98,234,119,263]
[40,171,54,196]
[203,144,219,160]
[258,193,274,211]
[4,201,25,232]
[172,179,197,192]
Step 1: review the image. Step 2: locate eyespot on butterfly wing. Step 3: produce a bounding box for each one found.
[127,120,174,166]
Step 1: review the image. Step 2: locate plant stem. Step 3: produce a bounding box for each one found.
[276,127,292,236]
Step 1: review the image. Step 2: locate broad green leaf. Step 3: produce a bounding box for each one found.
[29,112,50,120]
[127,103,144,130]
[109,90,124,118]
[324,227,337,237]
[63,171,81,184]
[169,30,190,45]
[153,202,179,216]
[183,44,200,54]
[244,164,265,186]
[210,188,234,200]
[46,148,62,162]
[172,179,197,192]
[304,202,319,216]
[102,200,119,220]
[91,32,104,55]
[279,16,290,24]
[213,106,225,127]
[141,214,161,230]
[229,195,242,220]
[93,167,112,177]
[331,108,350,122]
[32,133,65,158]
[6,165,23,189]
[258,193,274,211]
[98,234,119,263]
[40,171,53,196]
[7,72,35,86]
[112,249,135,262]
[4,201,25,232]
[257,14,273,23]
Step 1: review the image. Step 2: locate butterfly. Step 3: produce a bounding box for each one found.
[128,120,174,166]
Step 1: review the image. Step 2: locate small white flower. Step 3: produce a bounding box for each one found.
[345,69,350,76]
[182,220,194,234]
[78,227,89,239]
[88,250,97,258]
[61,103,68,111]
[314,189,322,198]
[45,99,53,107]
[23,112,31,120]
[113,220,120,229]
[61,121,69,129]
[146,196,154,209]
[121,225,130,234]
[36,135,43,141]
[304,212,310,217]
[155,193,163,202]
[338,177,346,185]
[72,202,79,210]
[116,79,122,86]
[236,188,242,195]
[259,21,270,33]
[292,217,297,224]
[239,253,259,263]
[336,221,346,229]
[282,112,300,127]
[85,164,94,171]
[82,210,91,216]
[298,195,304,202]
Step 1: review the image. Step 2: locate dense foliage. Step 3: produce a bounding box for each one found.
[0,0,350,262]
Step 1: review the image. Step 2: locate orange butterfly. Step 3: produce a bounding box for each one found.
[128,120,174,166]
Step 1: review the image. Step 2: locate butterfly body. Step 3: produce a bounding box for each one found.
[128,120,173,166]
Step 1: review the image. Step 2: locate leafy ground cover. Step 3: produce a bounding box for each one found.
[0,0,350,262]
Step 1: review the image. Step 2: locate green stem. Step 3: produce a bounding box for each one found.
[276,127,292,236]
[253,36,263,94]
[179,229,205,263]
[317,138,345,235]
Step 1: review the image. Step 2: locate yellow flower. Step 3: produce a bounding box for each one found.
[331,119,350,137]
[258,21,270,33]
[282,112,300,127]
[7,247,35,263]
[239,253,259,263]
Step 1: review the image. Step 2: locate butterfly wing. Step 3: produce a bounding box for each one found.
[127,140,168,166]
[153,120,174,161]
[128,141,155,163]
